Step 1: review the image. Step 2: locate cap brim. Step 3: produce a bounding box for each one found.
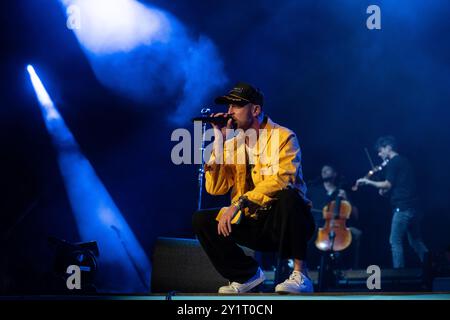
[214,94,249,106]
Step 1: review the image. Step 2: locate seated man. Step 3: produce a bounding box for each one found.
[192,82,315,294]
[308,164,363,270]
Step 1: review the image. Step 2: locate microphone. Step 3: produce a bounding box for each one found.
[191,115,233,126]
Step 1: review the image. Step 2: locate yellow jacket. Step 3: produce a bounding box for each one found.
[204,116,308,223]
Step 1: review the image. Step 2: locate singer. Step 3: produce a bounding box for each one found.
[192,82,316,294]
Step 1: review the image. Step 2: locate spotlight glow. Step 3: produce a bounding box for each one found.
[61,0,171,54]
[59,0,227,124]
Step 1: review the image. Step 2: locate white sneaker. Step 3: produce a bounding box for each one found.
[275,270,314,294]
[218,268,265,294]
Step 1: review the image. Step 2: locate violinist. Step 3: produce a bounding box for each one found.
[354,136,428,268]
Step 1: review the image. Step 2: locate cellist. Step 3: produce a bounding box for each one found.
[308,165,362,268]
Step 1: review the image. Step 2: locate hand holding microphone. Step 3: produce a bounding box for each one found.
[192,112,235,140]
[192,113,233,127]
[211,113,235,140]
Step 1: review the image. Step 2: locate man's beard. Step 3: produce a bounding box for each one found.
[231,119,238,130]
[322,176,335,183]
[238,118,253,131]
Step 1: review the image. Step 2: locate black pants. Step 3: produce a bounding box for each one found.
[192,188,315,283]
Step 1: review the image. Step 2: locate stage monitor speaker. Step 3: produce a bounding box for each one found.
[320,268,426,292]
[151,237,255,293]
[432,277,450,292]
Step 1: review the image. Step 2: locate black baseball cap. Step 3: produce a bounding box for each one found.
[215,82,264,106]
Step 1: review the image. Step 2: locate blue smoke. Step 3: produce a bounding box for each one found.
[60,0,227,125]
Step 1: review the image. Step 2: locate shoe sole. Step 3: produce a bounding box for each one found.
[218,277,265,294]
[275,285,314,294]
[275,290,314,294]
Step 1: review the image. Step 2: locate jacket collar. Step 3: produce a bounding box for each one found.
[246,115,276,157]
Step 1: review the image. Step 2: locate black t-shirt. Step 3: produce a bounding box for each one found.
[308,184,332,210]
[307,184,346,225]
[307,181,359,226]
[384,155,418,210]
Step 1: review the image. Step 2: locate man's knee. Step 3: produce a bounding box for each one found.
[279,190,312,221]
[192,210,216,234]
[350,227,362,239]
[408,236,425,249]
[274,189,315,239]
[390,237,402,247]
[275,188,306,212]
[275,188,299,202]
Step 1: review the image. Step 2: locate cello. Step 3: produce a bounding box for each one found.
[315,191,352,252]
[315,190,352,292]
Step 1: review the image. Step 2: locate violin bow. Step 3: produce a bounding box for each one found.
[364,147,375,170]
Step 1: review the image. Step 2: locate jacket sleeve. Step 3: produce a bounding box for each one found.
[243,133,301,206]
[204,148,235,196]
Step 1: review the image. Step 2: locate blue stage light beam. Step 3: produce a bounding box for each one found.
[27,65,151,293]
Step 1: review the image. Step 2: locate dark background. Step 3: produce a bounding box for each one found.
[1,0,450,293]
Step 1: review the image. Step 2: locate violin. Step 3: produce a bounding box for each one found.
[315,193,352,252]
[351,159,389,191]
